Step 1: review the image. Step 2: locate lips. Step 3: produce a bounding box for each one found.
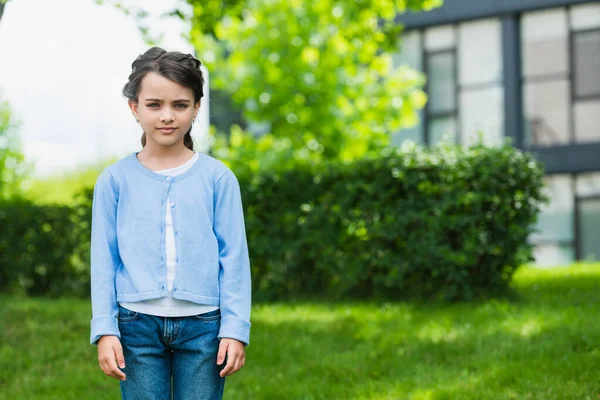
[158,127,177,133]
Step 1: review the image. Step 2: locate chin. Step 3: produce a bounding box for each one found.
[151,136,185,146]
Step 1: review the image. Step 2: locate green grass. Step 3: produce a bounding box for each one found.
[1,264,599,399]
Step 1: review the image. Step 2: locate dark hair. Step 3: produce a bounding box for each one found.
[123,47,204,151]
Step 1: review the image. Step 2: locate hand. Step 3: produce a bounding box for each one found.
[97,335,127,381]
[217,338,246,377]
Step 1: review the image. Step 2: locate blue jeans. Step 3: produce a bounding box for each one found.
[117,305,226,400]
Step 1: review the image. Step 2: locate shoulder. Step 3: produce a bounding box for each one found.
[197,152,238,184]
[94,153,135,191]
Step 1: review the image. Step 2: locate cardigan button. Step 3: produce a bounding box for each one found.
[170,201,175,207]
[165,176,172,182]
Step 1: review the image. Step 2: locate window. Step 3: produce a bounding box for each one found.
[521,4,600,146]
[458,19,504,147]
[521,9,569,79]
[460,87,504,147]
[391,31,424,145]
[576,173,600,261]
[427,52,456,114]
[531,174,575,266]
[523,80,570,145]
[423,25,458,144]
[577,198,600,261]
[394,19,504,147]
[425,50,458,144]
[521,9,570,146]
[573,30,600,98]
[421,25,457,144]
[576,172,600,197]
[570,3,600,31]
[574,100,600,142]
[458,20,502,86]
[573,28,600,142]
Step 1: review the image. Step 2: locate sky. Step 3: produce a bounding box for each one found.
[0,0,210,177]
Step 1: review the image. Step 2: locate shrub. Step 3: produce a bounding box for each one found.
[0,190,91,296]
[239,141,547,301]
[0,141,546,301]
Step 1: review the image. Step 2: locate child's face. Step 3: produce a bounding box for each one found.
[128,72,200,150]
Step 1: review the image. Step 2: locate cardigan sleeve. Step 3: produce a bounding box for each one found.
[89,168,122,345]
[213,169,252,345]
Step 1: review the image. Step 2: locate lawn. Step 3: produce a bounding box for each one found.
[1,264,599,399]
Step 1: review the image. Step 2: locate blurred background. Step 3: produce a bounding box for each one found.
[1,0,599,266]
[392,0,600,267]
[1,0,599,399]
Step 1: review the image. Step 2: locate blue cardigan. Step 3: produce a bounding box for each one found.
[90,152,251,345]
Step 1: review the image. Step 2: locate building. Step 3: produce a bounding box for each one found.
[393,0,600,266]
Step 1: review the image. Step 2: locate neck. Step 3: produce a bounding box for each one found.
[137,140,195,170]
[140,140,193,160]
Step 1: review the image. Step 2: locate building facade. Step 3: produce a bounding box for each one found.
[394,0,600,266]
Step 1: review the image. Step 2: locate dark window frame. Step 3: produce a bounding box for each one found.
[423,43,460,145]
[419,21,505,146]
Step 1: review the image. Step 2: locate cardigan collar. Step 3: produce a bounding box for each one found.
[128,151,205,182]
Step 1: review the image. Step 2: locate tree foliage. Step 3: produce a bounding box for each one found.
[177,0,440,162]
[0,1,6,25]
[0,97,28,200]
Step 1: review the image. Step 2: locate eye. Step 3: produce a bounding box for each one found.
[146,103,159,108]
[175,104,189,109]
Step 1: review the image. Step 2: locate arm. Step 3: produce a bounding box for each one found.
[213,169,252,346]
[90,168,121,345]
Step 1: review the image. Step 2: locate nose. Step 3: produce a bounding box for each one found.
[160,111,174,123]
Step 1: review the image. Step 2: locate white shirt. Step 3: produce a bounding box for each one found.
[119,152,219,317]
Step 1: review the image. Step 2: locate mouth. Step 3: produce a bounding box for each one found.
[158,127,177,134]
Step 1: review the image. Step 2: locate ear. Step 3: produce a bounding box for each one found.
[194,100,201,116]
[128,99,139,121]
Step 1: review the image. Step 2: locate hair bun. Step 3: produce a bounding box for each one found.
[189,54,202,69]
[175,53,202,70]
[131,47,167,72]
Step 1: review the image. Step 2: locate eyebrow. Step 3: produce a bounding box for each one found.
[144,98,191,103]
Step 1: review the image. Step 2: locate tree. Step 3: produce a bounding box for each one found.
[178,0,440,163]
[0,0,14,25]
[100,0,442,167]
[0,97,28,199]
[0,2,28,198]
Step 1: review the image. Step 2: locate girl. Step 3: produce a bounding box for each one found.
[90,47,251,400]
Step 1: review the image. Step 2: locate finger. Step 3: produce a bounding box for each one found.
[100,359,109,376]
[233,357,242,374]
[114,345,126,369]
[105,353,126,381]
[100,357,112,376]
[219,361,233,377]
[223,352,243,377]
[109,363,127,381]
[217,340,228,366]
[219,354,238,377]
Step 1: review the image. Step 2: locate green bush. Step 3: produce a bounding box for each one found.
[0,142,546,301]
[0,190,91,296]
[239,141,547,301]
